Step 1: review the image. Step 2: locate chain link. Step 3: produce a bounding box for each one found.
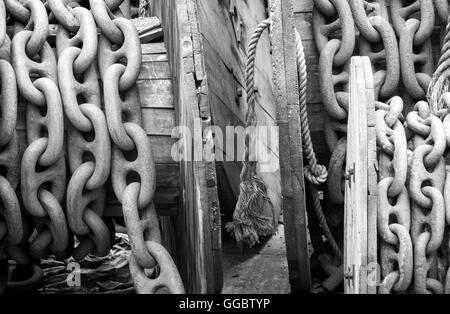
[377,97,413,294]
[313,0,355,214]
[391,0,435,100]
[0,42,23,271]
[12,0,69,261]
[93,5,184,293]
[435,0,450,24]
[355,0,400,100]
[51,0,112,261]
[406,99,446,293]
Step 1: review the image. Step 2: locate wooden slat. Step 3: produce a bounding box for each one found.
[138,79,174,108]
[198,0,282,224]
[269,0,312,293]
[152,0,222,294]
[344,56,374,294]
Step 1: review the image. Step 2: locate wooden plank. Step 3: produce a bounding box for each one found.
[344,56,373,294]
[138,79,174,108]
[197,0,282,224]
[138,61,171,80]
[269,0,311,293]
[367,64,378,295]
[142,108,175,136]
[152,0,223,294]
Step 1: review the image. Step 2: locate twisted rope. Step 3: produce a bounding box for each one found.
[226,19,276,248]
[428,14,450,113]
[295,29,342,262]
[138,0,151,17]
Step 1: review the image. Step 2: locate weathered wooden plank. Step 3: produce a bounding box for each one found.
[138,79,174,108]
[142,108,175,136]
[141,42,167,54]
[198,0,281,227]
[138,61,171,80]
[344,56,373,294]
[270,0,312,293]
[152,0,223,294]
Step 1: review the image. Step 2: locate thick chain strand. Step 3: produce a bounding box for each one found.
[376,97,413,294]
[12,0,69,261]
[92,0,184,294]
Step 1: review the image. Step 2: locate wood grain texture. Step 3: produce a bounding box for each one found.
[269,0,312,293]
[151,0,222,294]
[197,0,282,220]
[344,56,374,294]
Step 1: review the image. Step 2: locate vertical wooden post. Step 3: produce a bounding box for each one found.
[269,0,311,293]
[344,56,377,294]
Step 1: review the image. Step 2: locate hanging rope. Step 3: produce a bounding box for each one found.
[226,19,276,248]
[295,29,342,262]
[428,15,450,113]
[138,0,151,18]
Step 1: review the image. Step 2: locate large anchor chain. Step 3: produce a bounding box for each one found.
[91,0,184,294]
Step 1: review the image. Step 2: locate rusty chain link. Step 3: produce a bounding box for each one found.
[92,1,184,293]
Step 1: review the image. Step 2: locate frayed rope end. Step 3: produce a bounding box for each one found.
[226,176,277,248]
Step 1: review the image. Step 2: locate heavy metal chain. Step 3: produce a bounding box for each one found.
[406,101,446,294]
[11,0,69,261]
[0,20,22,293]
[50,0,112,261]
[438,93,450,293]
[376,97,413,294]
[312,0,355,207]
[435,0,450,25]
[391,0,435,100]
[352,0,400,100]
[91,0,184,293]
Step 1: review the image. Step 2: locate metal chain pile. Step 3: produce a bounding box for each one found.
[0,0,183,294]
[353,0,399,100]
[313,0,355,211]
[376,96,412,294]
[312,0,444,263]
[376,95,450,294]
[0,1,22,294]
[391,0,435,101]
[91,0,184,293]
[11,0,69,264]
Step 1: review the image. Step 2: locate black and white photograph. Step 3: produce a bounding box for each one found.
[0,0,448,304]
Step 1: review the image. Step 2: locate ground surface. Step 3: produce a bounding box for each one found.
[222,224,290,294]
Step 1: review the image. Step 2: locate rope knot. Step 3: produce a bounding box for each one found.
[304,164,328,186]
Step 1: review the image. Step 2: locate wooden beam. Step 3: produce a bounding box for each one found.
[344,56,376,294]
[269,0,312,293]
